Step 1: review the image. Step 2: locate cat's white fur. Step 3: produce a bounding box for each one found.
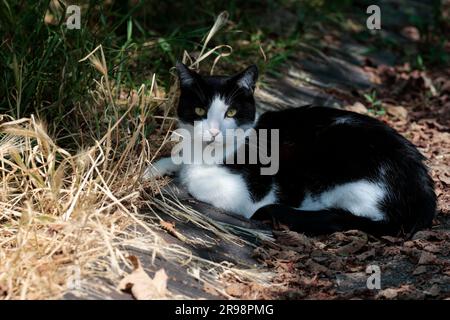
[299,181,386,221]
[143,157,180,179]
[179,164,277,218]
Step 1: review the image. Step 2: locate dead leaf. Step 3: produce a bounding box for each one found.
[377,285,413,299]
[438,173,450,185]
[344,102,368,114]
[425,284,441,297]
[418,251,437,265]
[412,265,427,275]
[356,248,376,261]
[423,243,442,254]
[377,288,398,299]
[336,234,368,256]
[277,249,302,262]
[413,230,447,241]
[225,283,247,297]
[118,256,169,300]
[160,220,187,242]
[305,259,329,274]
[384,104,408,120]
[274,230,313,252]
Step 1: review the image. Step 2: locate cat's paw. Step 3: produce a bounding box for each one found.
[142,157,179,180]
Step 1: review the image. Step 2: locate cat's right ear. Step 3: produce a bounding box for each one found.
[176,62,198,87]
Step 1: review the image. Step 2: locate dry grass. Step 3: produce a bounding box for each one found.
[0,13,273,300]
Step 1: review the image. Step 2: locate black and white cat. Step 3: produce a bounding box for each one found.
[145,62,436,236]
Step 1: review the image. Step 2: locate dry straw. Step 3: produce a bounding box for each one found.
[0,12,273,300]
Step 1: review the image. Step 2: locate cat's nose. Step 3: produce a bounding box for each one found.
[209,128,220,137]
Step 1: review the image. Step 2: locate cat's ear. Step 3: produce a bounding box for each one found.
[175,62,198,87]
[233,65,258,91]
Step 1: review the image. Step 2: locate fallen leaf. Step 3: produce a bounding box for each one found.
[403,240,415,248]
[274,230,313,252]
[336,234,368,256]
[383,104,408,120]
[381,235,402,243]
[328,258,345,271]
[356,248,376,261]
[425,284,441,297]
[118,256,169,300]
[378,288,398,299]
[305,259,329,274]
[413,230,447,241]
[344,102,368,114]
[438,173,450,185]
[160,220,187,242]
[423,243,442,254]
[225,283,247,297]
[377,285,413,299]
[412,265,427,275]
[418,251,437,265]
[277,249,302,262]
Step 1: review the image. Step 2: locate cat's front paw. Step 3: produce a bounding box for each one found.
[142,157,180,180]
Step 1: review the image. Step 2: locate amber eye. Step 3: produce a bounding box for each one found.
[226,108,237,117]
[195,107,206,116]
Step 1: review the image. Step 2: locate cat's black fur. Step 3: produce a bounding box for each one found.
[175,63,436,237]
[236,106,436,236]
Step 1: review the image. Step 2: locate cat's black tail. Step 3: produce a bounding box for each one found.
[251,204,399,236]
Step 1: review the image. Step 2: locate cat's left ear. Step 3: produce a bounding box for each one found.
[232,65,258,91]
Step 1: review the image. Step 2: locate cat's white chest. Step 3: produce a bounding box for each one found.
[179,164,276,219]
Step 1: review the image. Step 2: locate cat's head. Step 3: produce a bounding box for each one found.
[175,62,258,143]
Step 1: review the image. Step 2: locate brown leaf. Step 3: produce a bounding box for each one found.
[160,220,187,242]
[377,285,413,299]
[274,230,313,252]
[336,234,368,256]
[425,284,441,297]
[423,243,442,254]
[384,104,408,120]
[412,265,427,275]
[356,248,376,261]
[344,102,368,114]
[377,288,399,299]
[305,259,329,274]
[118,256,169,300]
[328,258,345,271]
[418,251,437,265]
[438,172,450,185]
[413,230,447,241]
[383,235,403,243]
[225,283,247,297]
[277,249,302,262]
